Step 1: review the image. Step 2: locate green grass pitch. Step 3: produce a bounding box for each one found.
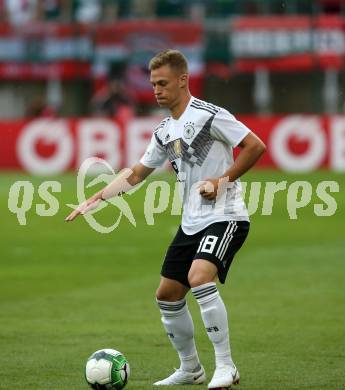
[0,170,344,390]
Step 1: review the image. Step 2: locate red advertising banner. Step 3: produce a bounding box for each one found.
[230,16,345,72]
[1,115,344,174]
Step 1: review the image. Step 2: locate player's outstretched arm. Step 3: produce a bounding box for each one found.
[200,132,266,200]
[65,163,154,221]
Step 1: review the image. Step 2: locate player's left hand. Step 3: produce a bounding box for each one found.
[198,178,219,200]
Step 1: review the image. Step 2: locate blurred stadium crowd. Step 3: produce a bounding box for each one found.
[0,0,344,119]
[1,1,344,24]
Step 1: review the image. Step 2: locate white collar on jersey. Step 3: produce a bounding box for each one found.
[170,95,195,122]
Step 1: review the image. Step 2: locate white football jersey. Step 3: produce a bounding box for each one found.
[140,96,250,235]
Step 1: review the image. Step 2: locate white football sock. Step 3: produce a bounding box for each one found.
[192,282,234,368]
[157,298,200,372]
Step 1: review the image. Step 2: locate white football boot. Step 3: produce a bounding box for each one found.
[153,365,206,386]
[208,364,240,389]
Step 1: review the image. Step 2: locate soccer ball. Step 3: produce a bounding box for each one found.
[85,349,130,390]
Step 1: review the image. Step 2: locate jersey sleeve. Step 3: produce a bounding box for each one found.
[139,132,168,168]
[211,108,251,147]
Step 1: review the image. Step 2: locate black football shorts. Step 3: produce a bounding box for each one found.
[161,220,250,287]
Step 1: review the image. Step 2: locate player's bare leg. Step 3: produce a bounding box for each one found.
[154,277,205,386]
[156,276,189,302]
[189,260,239,389]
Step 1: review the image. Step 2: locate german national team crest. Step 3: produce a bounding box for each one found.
[173,139,182,156]
[183,122,195,139]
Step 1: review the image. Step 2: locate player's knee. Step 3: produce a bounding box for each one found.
[155,287,176,302]
[155,287,167,301]
[155,284,188,301]
[188,272,211,288]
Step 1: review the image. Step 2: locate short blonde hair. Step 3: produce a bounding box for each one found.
[149,49,188,74]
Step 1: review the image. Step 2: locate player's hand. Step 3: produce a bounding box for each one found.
[198,178,219,200]
[65,198,102,222]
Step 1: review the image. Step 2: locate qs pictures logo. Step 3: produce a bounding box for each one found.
[68,158,145,234]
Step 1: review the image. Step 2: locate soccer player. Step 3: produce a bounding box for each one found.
[65,49,266,389]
